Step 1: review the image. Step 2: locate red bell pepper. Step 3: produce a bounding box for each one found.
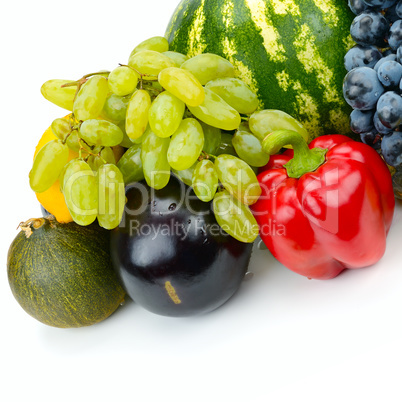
[251,130,395,280]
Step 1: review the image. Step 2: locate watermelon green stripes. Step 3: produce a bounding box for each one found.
[165,0,355,139]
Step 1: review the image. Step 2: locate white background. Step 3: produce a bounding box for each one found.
[1,1,402,401]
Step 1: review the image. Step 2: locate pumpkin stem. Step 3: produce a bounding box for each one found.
[17,218,46,238]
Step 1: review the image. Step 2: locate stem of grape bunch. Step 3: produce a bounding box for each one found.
[198,151,216,162]
[118,63,159,85]
[84,146,108,165]
[61,71,111,100]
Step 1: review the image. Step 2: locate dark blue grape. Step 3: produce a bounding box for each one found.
[391,166,402,199]
[377,91,402,128]
[377,60,402,88]
[382,49,396,56]
[346,0,402,169]
[396,0,402,18]
[387,19,402,50]
[381,131,402,166]
[350,109,375,133]
[385,3,400,23]
[374,53,398,71]
[349,0,373,14]
[351,12,389,47]
[397,46,402,63]
[360,130,382,149]
[344,45,383,71]
[374,111,392,133]
[343,67,385,110]
[363,0,397,7]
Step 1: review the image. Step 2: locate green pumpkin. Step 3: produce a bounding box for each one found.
[7,217,125,328]
[165,0,355,139]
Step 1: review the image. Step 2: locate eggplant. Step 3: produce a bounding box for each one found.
[110,174,253,317]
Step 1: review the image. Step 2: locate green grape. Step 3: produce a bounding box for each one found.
[172,162,197,187]
[148,80,164,93]
[158,67,204,107]
[73,75,109,121]
[141,127,171,189]
[101,94,129,123]
[192,160,219,202]
[149,91,185,138]
[100,147,116,164]
[249,109,309,143]
[117,144,144,184]
[65,129,82,152]
[51,118,72,141]
[214,154,261,205]
[187,88,241,131]
[167,118,204,171]
[200,122,221,155]
[215,132,237,157]
[181,53,235,85]
[87,147,116,171]
[213,189,259,243]
[238,121,251,132]
[58,160,71,193]
[118,125,135,148]
[126,89,152,140]
[40,79,76,111]
[97,164,125,229]
[117,120,143,147]
[130,36,169,57]
[131,136,143,145]
[205,78,259,114]
[29,140,69,193]
[232,130,270,167]
[79,119,123,147]
[61,158,87,192]
[163,51,189,67]
[63,159,98,226]
[108,66,139,96]
[128,50,175,80]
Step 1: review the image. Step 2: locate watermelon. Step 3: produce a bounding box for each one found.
[165,0,355,139]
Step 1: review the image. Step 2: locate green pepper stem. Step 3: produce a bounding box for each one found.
[262,130,327,179]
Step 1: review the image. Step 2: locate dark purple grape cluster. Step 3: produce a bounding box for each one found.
[344,0,402,180]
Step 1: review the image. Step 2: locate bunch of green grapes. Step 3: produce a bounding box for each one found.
[31,72,126,230]
[33,36,308,241]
